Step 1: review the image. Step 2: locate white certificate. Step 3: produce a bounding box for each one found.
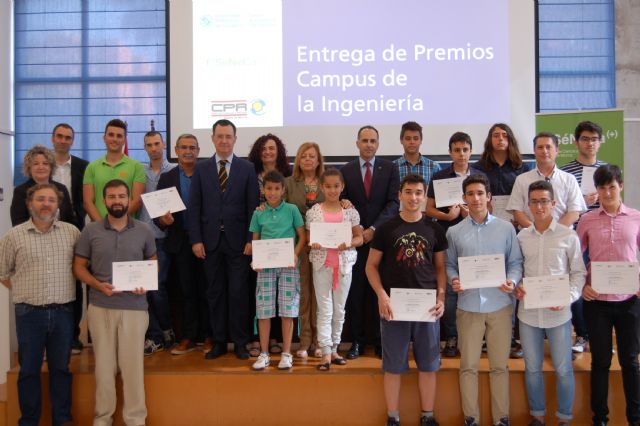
[112,260,158,291]
[591,261,640,294]
[491,195,512,222]
[252,238,295,269]
[580,167,597,195]
[433,177,465,208]
[458,254,506,289]
[140,187,186,219]
[523,274,571,310]
[310,222,352,249]
[390,288,437,322]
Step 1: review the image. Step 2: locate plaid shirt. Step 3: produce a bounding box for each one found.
[0,219,79,305]
[394,154,442,185]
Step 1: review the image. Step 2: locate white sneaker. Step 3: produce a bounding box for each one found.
[572,336,587,353]
[278,352,293,370]
[252,352,270,370]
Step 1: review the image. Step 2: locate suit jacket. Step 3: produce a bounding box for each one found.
[340,158,399,229]
[154,166,188,254]
[70,155,89,229]
[10,179,76,227]
[188,154,260,252]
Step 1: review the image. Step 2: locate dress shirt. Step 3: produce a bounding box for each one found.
[517,219,586,328]
[576,203,640,302]
[445,213,523,313]
[0,220,80,305]
[473,159,532,196]
[394,154,441,185]
[216,153,234,176]
[359,157,376,181]
[506,166,586,223]
[140,159,176,239]
[52,156,72,201]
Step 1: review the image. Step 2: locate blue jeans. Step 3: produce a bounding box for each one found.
[15,302,74,426]
[147,238,172,343]
[442,283,458,338]
[519,319,574,420]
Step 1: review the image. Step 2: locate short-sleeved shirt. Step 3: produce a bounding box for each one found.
[394,154,442,185]
[75,217,156,310]
[139,160,176,239]
[370,215,448,294]
[83,155,146,217]
[560,159,607,210]
[473,159,532,196]
[249,201,304,240]
[0,220,80,305]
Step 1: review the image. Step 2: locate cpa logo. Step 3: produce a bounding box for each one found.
[250,99,266,116]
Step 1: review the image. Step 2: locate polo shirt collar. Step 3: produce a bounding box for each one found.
[103,216,135,230]
[265,200,285,212]
[100,154,127,167]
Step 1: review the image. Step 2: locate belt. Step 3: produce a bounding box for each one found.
[18,302,73,310]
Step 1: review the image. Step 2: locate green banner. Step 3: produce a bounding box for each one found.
[535,109,624,169]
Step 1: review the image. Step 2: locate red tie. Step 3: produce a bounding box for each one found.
[364,161,372,198]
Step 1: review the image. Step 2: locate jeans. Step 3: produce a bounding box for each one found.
[15,302,74,426]
[519,320,574,420]
[584,297,640,424]
[442,283,458,338]
[147,238,172,343]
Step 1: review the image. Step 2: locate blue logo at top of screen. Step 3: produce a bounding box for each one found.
[250,99,266,116]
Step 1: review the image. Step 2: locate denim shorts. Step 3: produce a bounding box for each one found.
[380,318,440,374]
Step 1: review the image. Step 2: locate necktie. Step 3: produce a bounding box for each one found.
[364,161,372,198]
[218,160,228,192]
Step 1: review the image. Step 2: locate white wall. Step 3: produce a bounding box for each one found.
[0,0,15,384]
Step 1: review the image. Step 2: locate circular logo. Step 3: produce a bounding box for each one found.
[250,99,266,116]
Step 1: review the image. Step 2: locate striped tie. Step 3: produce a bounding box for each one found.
[218,159,228,192]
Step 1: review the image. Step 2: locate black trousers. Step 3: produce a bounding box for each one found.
[584,296,640,423]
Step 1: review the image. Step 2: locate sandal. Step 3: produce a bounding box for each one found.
[313,348,323,358]
[331,356,347,365]
[316,362,331,371]
[296,349,309,359]
[269,340,283,354]
[247,342,260,358]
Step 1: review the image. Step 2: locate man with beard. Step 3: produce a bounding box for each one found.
[0,183,80,426]
[73,179,156,426]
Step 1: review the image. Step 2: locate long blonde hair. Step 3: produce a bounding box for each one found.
[292,142,325,181]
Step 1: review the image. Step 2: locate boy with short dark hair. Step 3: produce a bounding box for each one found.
[249,170,306,370]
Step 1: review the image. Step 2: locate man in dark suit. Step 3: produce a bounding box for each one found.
[51,123,89,354]
[341,125,400,359]
[155,134,212,355]
[188,119,260,360]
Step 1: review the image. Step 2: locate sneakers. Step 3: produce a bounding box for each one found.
[572,336,588,353]
[278,353,293,370]
[163,329,176,348]
[420,416,439,426]
[71,339,83,355]
[510,341,523,359]
[464,417,479,426]
[202,337,213,354]
[442,336,459,357]
[386,417,400,426]
[171,339,197,355]
[494,417,510,426]
[144,339,164,356]
[252,352,271,370]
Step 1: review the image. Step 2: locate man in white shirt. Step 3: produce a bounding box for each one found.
[507,132,586,228]
[515,180,586,426]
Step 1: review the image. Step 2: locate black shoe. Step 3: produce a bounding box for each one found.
[346,342,361,360]
[234,345,250,360]
[464,417,479,426]
[71,339,83,355]
[527,419,545,426]
[204,342,227,359]
[592,422,607,426]
[420,416,439,426]
[374,344,383,359]
[443,336,460,357]
[386,417,400,426]
[494,417,510,426]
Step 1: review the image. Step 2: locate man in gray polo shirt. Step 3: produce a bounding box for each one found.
[73,179,156,426]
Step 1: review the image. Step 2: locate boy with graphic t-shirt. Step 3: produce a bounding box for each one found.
[366,173,447,426]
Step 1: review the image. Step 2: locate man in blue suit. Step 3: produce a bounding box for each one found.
[341,125,400,359]
[188,119,260,360]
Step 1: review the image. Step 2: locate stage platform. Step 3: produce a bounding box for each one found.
[4,344,629,425]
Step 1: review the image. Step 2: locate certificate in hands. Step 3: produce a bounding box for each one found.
[523,274,571,310]
[580,167,597,195]
[252,238,295,269]
[491,195,512,222]
[112,260,158,291]
[141,187,187,219]
[458,254,506,289]
[591,261,640,295]
[390,288,437,322]
[310,222,352,248]
[433,177,465,208]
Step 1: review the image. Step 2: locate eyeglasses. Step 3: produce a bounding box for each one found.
[528,199,552,206]
[579,136,601,143]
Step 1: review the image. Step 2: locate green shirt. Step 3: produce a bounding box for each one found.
[83,155,146,217]
[249,201,304,240]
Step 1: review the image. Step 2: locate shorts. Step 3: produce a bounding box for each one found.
[380,318,440,374]
[255,267,300,319]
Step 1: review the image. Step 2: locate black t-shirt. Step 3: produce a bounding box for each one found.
[370,215,448,293]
